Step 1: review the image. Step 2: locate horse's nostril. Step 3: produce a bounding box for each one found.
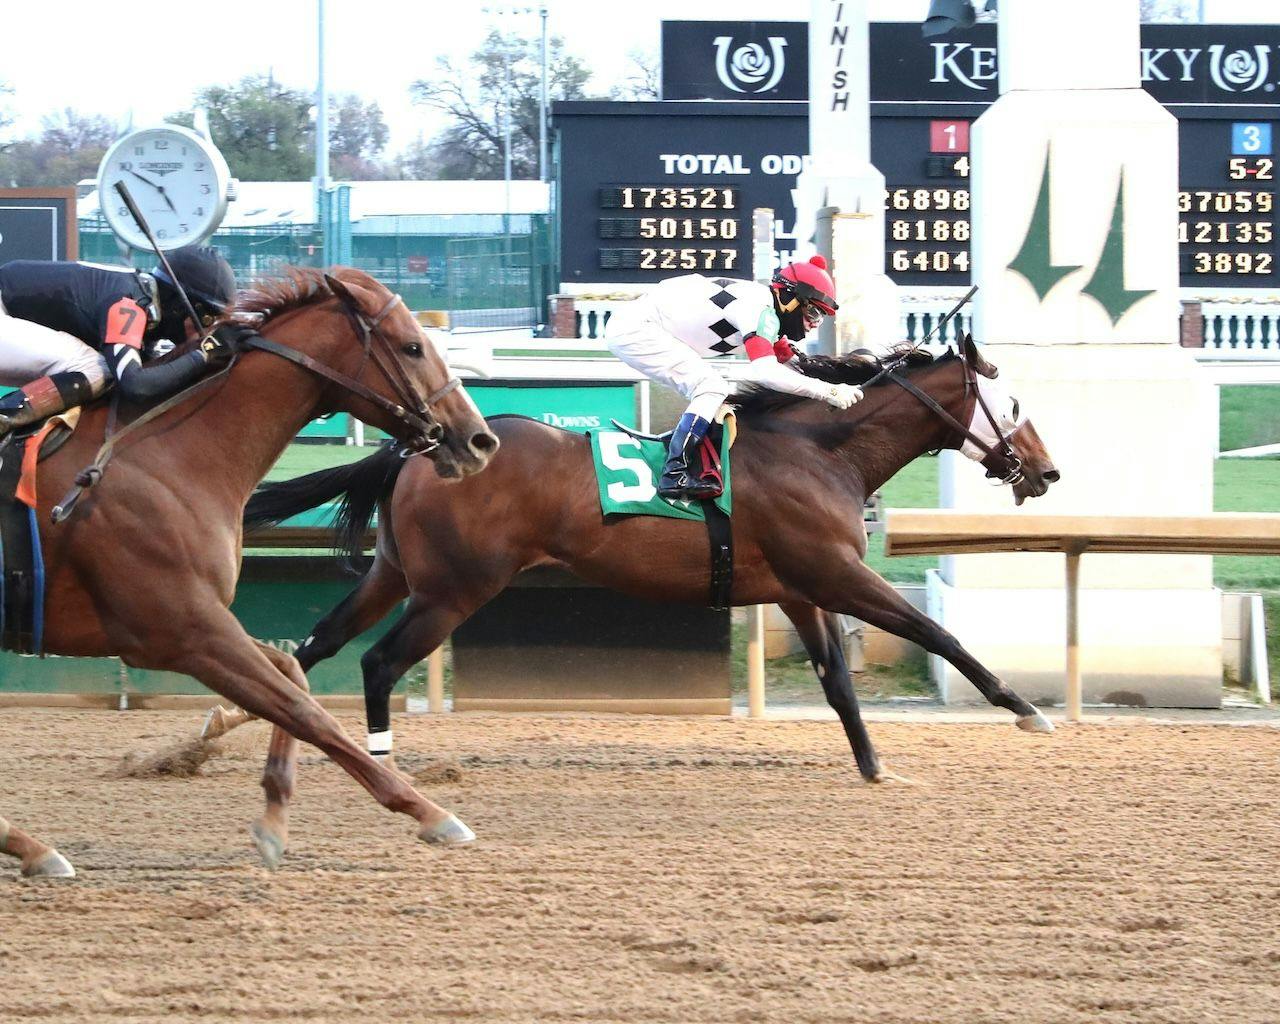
[1043,469,1061,483]
[469,431,499,457]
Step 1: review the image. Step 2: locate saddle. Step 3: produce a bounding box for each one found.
[0,410,79,654]
[606,414,735,610]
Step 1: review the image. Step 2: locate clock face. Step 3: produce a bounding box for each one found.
[98,126,230,251]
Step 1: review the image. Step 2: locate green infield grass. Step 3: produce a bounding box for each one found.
[1219,385,1280,453]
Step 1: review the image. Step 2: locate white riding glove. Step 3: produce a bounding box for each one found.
[823,383,864,410]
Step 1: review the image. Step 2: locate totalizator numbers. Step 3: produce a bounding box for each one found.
[1177,187,1276,278]
[598,186,743,272]
[600,186,738,210]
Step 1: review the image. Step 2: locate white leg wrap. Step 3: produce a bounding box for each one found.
[367,729,393,757]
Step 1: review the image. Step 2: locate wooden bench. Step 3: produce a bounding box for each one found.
[884,510,1280,719]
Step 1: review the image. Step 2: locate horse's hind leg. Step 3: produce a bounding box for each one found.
[821,560,1053,733]
[780,602,888,782]
[201,554,409,743]
[1,816,75,878]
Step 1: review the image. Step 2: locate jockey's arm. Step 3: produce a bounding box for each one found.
[99,298,233,403]
[738,308,862,409]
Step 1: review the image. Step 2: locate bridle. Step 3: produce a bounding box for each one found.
[49,286,463,524]
[877,351,1026,487]
[241,289,461,453]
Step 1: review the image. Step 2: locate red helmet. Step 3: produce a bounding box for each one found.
[771,255,838,330]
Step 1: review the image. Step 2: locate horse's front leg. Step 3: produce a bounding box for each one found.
[810,558,1054,733]
[199,554,409,746]
[169,607,476,852]
[0,815,75,878]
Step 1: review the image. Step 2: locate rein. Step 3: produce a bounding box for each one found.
[51,358,237,523]
[50,287,461,524]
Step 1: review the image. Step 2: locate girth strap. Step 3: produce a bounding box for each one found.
[700,499,734,610]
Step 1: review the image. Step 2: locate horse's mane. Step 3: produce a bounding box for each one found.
[730,345,944,417]
[233,267,336,324]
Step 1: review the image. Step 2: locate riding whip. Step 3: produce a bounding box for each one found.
[919,284,978,348]
[860,284,979,390]
[113,181,207,341]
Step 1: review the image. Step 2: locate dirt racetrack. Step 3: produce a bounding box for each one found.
[2,707,1278,1024]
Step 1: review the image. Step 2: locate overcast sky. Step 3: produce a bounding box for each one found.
[1,0,1276,156]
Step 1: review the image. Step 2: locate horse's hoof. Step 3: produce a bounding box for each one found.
[200,706,229,741]
[250,821,287,870]
[1016,708,1055,734]
[869,767,921,785]
[419,814,476,847]
[22,849,76,878]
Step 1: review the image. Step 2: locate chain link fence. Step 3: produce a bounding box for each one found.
[76,213,555,321]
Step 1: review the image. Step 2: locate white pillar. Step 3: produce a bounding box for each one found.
[930,0,1221,709]
[795,0,898,355]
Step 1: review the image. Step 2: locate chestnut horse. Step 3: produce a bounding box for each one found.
[0,267,498,879]
[218,337,1059,786]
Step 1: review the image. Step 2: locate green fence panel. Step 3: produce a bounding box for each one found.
[468,381,637,432]
[298,413,351,440]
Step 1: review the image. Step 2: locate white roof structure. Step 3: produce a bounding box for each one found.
[78,179,551,228]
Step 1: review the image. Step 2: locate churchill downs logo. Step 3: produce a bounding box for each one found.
[1205,44,1271,92]
[542,413,600,429]
[713,35,788,94]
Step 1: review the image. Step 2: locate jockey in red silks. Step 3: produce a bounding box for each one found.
[605,255,862,501]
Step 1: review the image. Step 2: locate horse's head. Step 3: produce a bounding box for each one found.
[954,335,1059,506]
[316,269,498,479]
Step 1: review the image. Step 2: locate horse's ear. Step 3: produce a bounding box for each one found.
[324,272,374,315]
[962,333,999,379]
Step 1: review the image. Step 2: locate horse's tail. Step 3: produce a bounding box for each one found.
[243,443,407,570]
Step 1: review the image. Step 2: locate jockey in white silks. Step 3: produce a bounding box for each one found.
[605,255,862,500]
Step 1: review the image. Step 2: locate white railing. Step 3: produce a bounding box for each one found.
[574,299,633,340]
[899,293,972,345]
[574,292,975,346]
[1200,301,1280,355]
[568,291,1280,356]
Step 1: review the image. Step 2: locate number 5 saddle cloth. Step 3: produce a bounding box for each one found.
[589,412,735,522]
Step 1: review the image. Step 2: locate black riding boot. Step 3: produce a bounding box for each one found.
[657,412,719,501]
[0,372,94,440]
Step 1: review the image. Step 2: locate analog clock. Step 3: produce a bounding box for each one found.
[97,125,234,251]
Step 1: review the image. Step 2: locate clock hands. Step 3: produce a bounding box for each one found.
[128,169,178,216]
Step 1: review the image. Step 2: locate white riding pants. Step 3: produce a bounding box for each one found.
[605,296,730,423]
[0,292,112,391]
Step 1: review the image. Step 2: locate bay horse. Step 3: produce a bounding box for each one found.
[214,336,1059,786]
[1,267,498,879]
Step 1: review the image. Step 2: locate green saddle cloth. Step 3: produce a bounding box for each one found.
[587,428,732,522]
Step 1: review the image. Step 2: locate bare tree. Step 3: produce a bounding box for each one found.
[0,84,13,146]
[1140,0,1199,22]
[0,109,118,187]
[410,30,594,179]
[614,49,661,101]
